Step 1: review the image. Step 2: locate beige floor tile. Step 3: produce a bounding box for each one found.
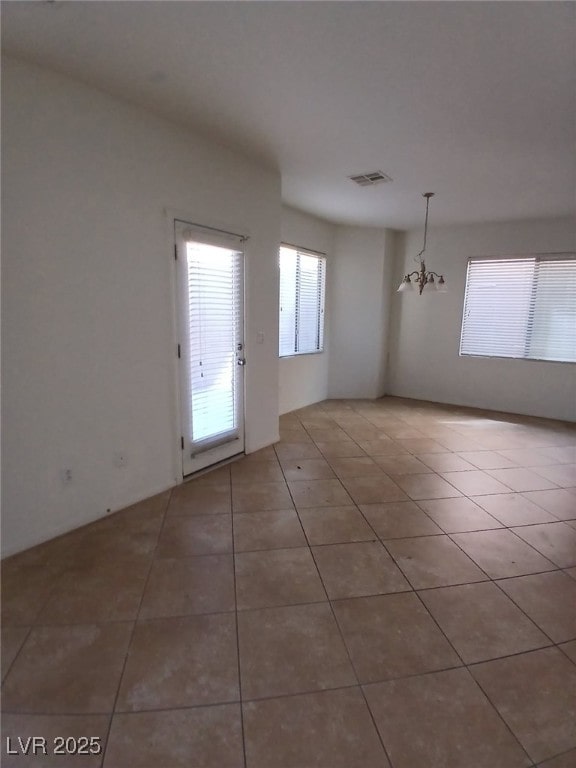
[241,446,279,461]
[417,453,477,472]
[168,484,231,516]
[1,626,30,681]
[536,750,576,768]
[471,493,558,526]
[473,433,528,451]
[237,603,355,699]
[385,535,487,588]
[511,522,576,568]
[280,458,336,481]
[333,593,460,683]
[497,448,559,467]
[139,555,235,619]
[0,530,85,571]
[356,439,408,456]
[232,481,293,512]
[156,515,232,557]
[373,455,432,475]
[440,470,512,496]
[305,427,350,442]
[280,425,313,442]
[243,688,390,768]
[313,541,410,599]
[471,647,576,763]
[3,396,575,768]
[2,623,132,713]
[541,446,576,464]
[397,438,449,454]
[364,667,531,768]
[497,571,576,642]
[61,527,158,568]
[487,468,559,492]
[233,509,306,551]
[340,475,408,504]
[419,582,550,663]
[230,459,284,484]
[522,489,576,520]
[451,529,556,578]
[328,457,385,478]
[451,530,555,579]
[274,442,322,460]
[380,426,427,440]
[117,614,239,711]
[315,440,366,458]
[435,435,485,452]
[38,559,150,624]
[2,714,109,768]
[0,563,63,626]
[298,506,375,545]
[187,465,231,485]
[533,464,576,488]
[559,640,576,665]
[417,497,502,533]
[288,478,353,508]
[299,415,337,429]
[344,426,395,441]
[393,473,462,501]
[104,704,244,768]
[360,501,443,539]
[456,450,518,469]
[235,547,325,610]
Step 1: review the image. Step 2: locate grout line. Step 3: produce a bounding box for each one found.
[280,455,395,768]
[99,488,172,767]
[1,625,34,689]
[3,398,575,767]
[230,468,248,768]
[464,665,537,765]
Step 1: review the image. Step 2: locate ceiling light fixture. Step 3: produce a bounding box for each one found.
[397,193,447,295]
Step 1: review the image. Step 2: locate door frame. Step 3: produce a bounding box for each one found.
[166,209,250,481]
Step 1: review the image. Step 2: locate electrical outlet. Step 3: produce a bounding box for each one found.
[61,468,73,484]
[113,452,127,468]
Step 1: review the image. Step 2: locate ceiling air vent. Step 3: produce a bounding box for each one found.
[349,171,393,187]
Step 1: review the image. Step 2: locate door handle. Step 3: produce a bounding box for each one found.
[237,358,246,366]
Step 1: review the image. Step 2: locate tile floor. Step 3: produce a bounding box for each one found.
[2,397,576,768]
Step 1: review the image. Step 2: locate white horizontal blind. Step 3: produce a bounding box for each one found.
[186,241,243,447]
[279,245,326,357]
[528,258,576,362]
[460,255,576,363]
[279,247,297,357]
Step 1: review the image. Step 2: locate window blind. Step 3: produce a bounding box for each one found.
[460,255,576,363]
[279,245,326,357]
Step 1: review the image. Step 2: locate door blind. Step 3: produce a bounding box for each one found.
[185,241,243,447]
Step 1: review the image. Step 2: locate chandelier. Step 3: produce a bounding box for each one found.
[397,192,447,294]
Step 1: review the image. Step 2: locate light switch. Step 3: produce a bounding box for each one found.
[257,331,264,344]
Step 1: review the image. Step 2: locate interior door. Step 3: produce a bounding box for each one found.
[175,220,245,476]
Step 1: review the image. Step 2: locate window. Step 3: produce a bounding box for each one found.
[460,254,576,363]
[279,245,326,357]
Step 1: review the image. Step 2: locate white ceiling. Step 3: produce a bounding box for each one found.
[2,1,575,229]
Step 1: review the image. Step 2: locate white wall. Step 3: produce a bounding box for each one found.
[388,216,576,421]
[279,206,334,414]
[328,226,397,399]
[1,56,281,556]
